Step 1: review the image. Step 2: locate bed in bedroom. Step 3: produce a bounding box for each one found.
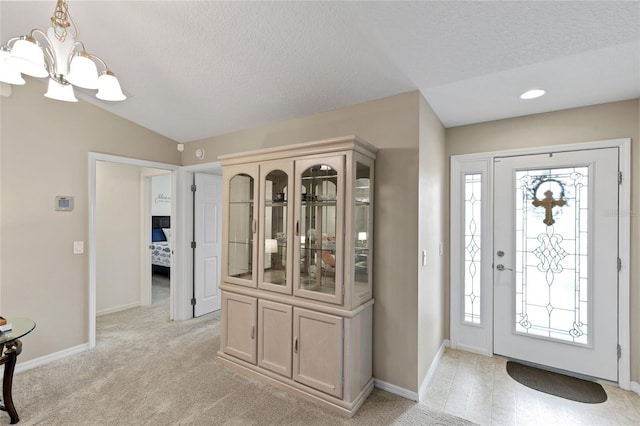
[151,216,171,275]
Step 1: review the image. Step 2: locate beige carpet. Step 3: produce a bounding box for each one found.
[9,290,475,425]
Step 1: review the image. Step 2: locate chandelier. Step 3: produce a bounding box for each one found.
[0,0,126,102]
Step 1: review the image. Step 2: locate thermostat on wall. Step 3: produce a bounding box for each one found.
[55,196,74,212]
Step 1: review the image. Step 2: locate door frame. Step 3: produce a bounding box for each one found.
[88,153,179,348]
[449,138,631,389]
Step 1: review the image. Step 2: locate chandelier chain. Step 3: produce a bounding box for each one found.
[50,0,77,42]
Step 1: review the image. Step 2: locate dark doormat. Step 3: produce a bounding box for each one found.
[506,361,607,403]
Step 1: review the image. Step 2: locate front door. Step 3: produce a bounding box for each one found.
[493,148,619,381]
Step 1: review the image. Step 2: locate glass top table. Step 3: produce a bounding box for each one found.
[0,317,36,424]
[0,318,36,346]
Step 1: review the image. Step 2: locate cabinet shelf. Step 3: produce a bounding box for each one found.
[300,200,337,207]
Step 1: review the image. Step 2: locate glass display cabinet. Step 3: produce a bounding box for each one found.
[222,164,258,288]
[293,155,344,304]
[218,136,376,417]
[258,160,294,294]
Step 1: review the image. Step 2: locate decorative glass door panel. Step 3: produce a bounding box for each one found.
[493,149,619,381]
[294,156,344,304]
[354,161,371,302]
[225,168,258,287]
[514,167,589,343]
[259,161,293,294]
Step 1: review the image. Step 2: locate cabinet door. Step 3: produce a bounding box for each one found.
[293,308,343,398]
[351,154,374,306]
[258,160,294,294]
[293,156,344,305]
[223,164,259,288]
[258,300,292,377]
[221,292,257,364]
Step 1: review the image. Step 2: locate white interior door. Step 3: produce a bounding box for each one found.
[493,148,619,381]
[194,172,222,316]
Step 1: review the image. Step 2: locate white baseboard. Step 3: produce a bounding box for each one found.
[418,339,449,402]
[373,379,419,402]
[374,339,451,403]
[630,381,640,396]
[455,343,490,357]
[97,301,139,317]
[15,343,89,374]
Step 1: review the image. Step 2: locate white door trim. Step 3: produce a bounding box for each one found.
[88,153,179,348]
[449,138,631,389]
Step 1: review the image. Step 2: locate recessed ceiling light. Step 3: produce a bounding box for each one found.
[520,89,546,100]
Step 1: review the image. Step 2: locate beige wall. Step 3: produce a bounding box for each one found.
[96,162,142,315]
[0,80,180,361]
[184,91,425,392]
[417,95,447,388]
[446,99,640,381]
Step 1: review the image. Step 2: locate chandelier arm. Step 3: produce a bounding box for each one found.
[86,53,108,73]
[2,37,23,50]
[28,29,56,77]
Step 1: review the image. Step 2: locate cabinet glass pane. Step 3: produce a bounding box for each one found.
[354,162,370,299]
[299,165,338,295]
[264,170,288,286]
[228,174,254,280]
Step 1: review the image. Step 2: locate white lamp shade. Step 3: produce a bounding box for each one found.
[96,72,126,101]
[66,55,99,89]
[6,39,48,78]
[265,239,278,254]
[44,78,78,102]
[0,50,25,85]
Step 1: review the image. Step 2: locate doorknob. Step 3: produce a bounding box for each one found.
[496,264,513,271]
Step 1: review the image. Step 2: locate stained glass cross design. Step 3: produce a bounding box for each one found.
[532,189,566,226]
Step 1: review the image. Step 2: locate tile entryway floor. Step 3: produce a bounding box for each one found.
[423,349,640,425]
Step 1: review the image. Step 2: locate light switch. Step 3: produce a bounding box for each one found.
[73,241,84,254]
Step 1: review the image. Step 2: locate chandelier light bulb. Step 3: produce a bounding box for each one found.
[0,49,26,85]
[96,71,126,101]
[66,53,99,89]
[44,77,78,102]
[6,38,48,78]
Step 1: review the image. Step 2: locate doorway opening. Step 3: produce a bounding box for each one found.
[89,153,179,348]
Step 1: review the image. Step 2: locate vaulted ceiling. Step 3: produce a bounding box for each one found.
[2,1,639,143]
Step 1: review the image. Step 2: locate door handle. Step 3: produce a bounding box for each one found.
[252,219,257,234]
[496,264,513,271]
[294,337,298,353]
[251,325,255,339]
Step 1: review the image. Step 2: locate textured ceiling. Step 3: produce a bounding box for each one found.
[1,1,639,143]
